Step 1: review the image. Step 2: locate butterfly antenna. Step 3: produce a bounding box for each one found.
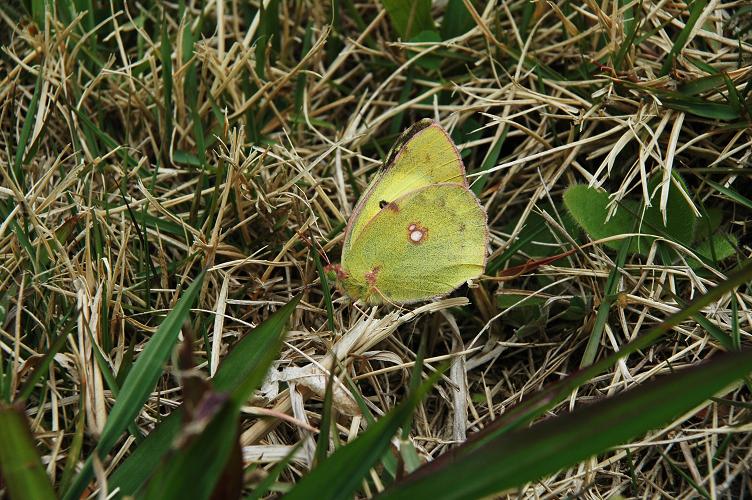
[296,226,333,266]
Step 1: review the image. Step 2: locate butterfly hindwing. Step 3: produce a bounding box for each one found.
[341,183,487,304]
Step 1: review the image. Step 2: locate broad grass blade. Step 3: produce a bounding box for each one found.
[63,271,206,500]
[109,294,301,497]
[0,405,56,500]
[385,349,752,499]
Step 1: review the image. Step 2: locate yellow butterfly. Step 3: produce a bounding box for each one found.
[328,119,488,304]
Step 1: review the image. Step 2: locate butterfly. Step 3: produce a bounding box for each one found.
[327,119,488,304]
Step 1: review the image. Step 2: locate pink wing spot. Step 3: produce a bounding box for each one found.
[365,266,381,286]
[407,222,428,244]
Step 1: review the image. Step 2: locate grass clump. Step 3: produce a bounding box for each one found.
[0,0,751,498]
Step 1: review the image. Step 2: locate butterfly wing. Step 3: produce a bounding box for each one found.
[341,183,487,304]
[343,120,466,254]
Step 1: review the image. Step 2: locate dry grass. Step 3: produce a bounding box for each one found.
[1,0,751,497]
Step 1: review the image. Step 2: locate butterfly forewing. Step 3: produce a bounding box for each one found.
[343,120,466,254]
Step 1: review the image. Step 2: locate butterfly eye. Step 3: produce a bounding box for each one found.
[379,200,389,209]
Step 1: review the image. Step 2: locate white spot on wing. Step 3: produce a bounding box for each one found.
[410,230,424,242]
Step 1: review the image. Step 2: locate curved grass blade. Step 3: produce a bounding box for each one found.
[385,349,752,499]
[400,260,752,479]
[63,270,206,500]
[0,405,56,500]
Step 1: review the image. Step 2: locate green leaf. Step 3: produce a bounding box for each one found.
[384,349,752,499]
[440,0,475,39]
[679,72,728,97]
[131,210,187,239]
[689,234,738,268]
[613,0,640,71]
[13,68,44,187]
[314,251,335,333]
[16,310,75,402]
[697,234,738,261]
[160,9,174,156]
[563,179,697,255]
[63,271,207,500]
[641,175,696,247]
[106,411,183,497]
[580,239,629,368]
[107,294,301,497]
[0,405,56,500]
[705,180,752,211]
[285,368,445,500]
[382,0,435,39]
[660,97,740,121]
[173,149,202,167]
[408,30,442,70]
[97,271,205,450]
[563,185,635,251]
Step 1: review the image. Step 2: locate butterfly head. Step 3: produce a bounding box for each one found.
[324,263,384,304]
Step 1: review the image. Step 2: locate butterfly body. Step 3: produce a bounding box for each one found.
[331,119,488,304]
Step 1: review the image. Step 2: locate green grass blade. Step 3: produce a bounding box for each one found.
[16,310,74,402]
[660,0,708,75]
[0,405,57,500]
[141,403,240,500]
[106,410,184,497]
[12,68,44,187]
[139,294,300,499]
[313,250,335,333]
[313,358,336,466]
[160,9,174,163]
[705,180,752,211]
[580,240,628,367]
[385,350,752,499]
[660,97,740,120]
[63,270,206,500]
[58,396,86,494]
[679,72,727,96]
[405,260,752,474]
[96,270,205,451]
[285,367,445,500]
[214,295,301,403]
[613,0,640,70]
[108,294,301,497]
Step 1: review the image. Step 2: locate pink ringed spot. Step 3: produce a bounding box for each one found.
[407,223,427,244]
